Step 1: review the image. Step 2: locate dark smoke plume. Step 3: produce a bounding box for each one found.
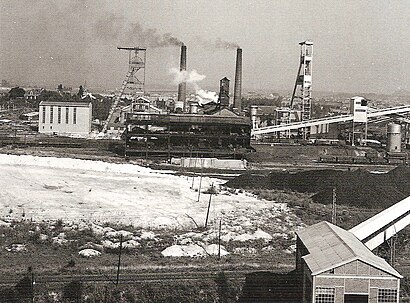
[195,36,240,50]
[94,14,183,47]
[213,38,240,49]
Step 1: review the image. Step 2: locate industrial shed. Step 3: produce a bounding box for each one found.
[296,221,402,303]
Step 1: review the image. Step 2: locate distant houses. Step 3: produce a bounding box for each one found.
[24,88,43,100]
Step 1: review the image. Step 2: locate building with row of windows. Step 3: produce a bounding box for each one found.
[38,101,92,135]
[296,221,402,303]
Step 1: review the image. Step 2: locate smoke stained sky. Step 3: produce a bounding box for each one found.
[1,0,409,94]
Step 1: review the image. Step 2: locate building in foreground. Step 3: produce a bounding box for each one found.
[296,221,402,303]
[38,101,92,136]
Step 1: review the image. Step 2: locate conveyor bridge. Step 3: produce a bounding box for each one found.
[252,105,410,136]
[350,196,410,250]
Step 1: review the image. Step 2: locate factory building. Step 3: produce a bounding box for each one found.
[38,101,92,135]
[124,111,251,158]
[297,221,401,303]
[119,96,166,124]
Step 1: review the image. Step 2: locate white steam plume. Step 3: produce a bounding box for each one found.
[194,85,218,104]
[169,68,218,104]
[169,68,205,84]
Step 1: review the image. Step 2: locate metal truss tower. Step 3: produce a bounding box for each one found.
[291,40,313,121]
[102,47,146,133]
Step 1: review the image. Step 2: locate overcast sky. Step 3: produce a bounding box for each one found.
[1,0,409,94]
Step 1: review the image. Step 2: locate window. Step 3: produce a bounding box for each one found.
[50,106,54,124]
[378,289,397,303]
[315,287,335,303]
[65,107,69,124]
[73,107,77,124]
[42,106,46,123]
[57,107,61,124]
[305,61,311,76]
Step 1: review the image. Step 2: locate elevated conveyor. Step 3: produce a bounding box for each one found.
[251,105,410,136]
[350,196,410,250]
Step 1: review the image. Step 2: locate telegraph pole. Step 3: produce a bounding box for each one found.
[205,183,214,228]
[116,234,123,286]
[197,159,204,202]
[331,187,337,224]
[218,219,222,260]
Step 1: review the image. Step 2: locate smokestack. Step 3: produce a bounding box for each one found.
[233,48,242,112]
[177,44,187,110]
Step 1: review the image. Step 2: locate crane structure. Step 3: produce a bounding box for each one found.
[290,40,313,121]
[102,47,147,133]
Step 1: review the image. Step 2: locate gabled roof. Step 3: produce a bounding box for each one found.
[211,108,239,117]
[297,221,402,278]
[136,96,150,103]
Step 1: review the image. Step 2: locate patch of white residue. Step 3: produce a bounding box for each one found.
[161,243,229,257]
[78,248,101,258]
[0,154,305,258]
[0,154,284,229]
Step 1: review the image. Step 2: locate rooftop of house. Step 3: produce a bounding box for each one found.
[297,221,401,278]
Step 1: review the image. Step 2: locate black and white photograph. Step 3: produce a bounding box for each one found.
[0,1,409,302]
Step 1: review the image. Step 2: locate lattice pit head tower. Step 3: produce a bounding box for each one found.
[291,40,313,121]
[102,47,147,133]
[118,46,147,97]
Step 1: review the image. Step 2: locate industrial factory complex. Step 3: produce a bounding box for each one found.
[2,40,409,162]
[27,40,404,164]
[3,0,410,301]
[1,38,410,303]
[100,45,251,159]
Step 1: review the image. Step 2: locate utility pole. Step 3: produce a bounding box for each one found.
[29,266,35,303]
[352,121,355,146]
[116,234,123,286]
[331,187,337,224]
[204,183,214,228]
[218,219,222,260]
[197,159,204,202]
[190,173,195,189]
[389,226,397,266]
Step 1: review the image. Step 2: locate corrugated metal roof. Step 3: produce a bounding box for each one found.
[39,101,91,107]
[297,221,402,278]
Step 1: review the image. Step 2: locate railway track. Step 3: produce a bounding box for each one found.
[0,270,253,286]
[1,265,409,286]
